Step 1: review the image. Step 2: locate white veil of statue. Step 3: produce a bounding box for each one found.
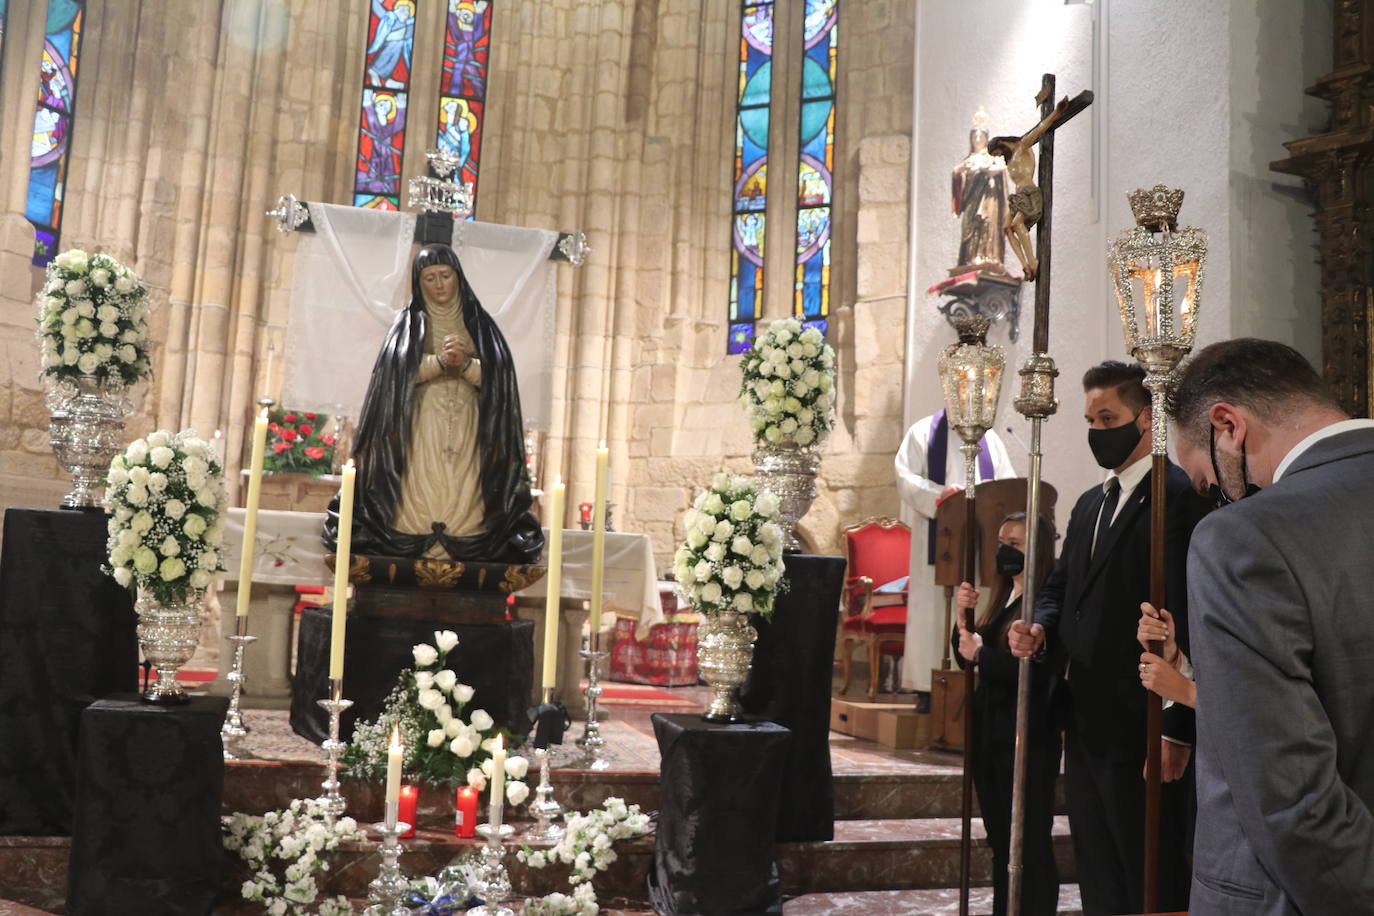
[283,202,559,430]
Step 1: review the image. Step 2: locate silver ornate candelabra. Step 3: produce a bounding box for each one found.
[364,806,411,916]
[467,823,515,916]
[575,634,610,770]
[523,745,565,841]
[315,677,352,818]
[221,615,256,760]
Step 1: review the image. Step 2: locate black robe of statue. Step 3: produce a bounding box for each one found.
[322,244,544,565]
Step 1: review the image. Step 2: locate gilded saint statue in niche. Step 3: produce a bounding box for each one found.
[322,244,544,565]
[950,108,1011,276]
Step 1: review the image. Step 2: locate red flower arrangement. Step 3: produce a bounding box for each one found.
[262,407,336,477]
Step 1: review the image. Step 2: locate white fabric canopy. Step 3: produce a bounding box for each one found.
[283,203,559,430]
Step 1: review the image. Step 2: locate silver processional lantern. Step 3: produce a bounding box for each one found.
[938,315,1006,445]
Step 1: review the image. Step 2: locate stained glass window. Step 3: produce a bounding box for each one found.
[353,0,418,210]
[0,0,9,85]
[25,0,85,267]
[728,1,774,356]
[436,0,491,219]
[794,0,837,335]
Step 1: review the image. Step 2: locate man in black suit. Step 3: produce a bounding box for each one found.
[1009,361,1208,915]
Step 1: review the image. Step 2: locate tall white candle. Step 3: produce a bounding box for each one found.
[489,735,506,829]
[385,723,403,828]
[541,477,565,689]
[234,410,269,616]
[589,443,609,637]
[329,460,356,681]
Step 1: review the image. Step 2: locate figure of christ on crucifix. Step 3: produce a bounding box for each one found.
[987,89,1093,283]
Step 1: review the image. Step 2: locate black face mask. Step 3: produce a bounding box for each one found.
[1088,413,1144,470]
[1209,426,1261,509]
[995,543,1025,578]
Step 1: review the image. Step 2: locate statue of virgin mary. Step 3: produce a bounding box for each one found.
[322,244,543,565]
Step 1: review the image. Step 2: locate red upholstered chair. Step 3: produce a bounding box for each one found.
[839,517,911,701]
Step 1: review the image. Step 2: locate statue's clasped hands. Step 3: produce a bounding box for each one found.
[438,334,473,372]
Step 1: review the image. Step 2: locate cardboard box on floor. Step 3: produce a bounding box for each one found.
[829,698,928,748]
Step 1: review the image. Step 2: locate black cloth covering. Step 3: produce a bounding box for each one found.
[322,243,543,564]
[737,553,843,841]
[648,713,791,915]
[953,595,1060,916]
[290,605,534,744]
[66,695,227,915]
[0,508,136,835]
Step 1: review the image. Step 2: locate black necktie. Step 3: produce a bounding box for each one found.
[1093,477,1121,559]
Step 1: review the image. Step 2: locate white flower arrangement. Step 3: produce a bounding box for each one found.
[341,630,529,803]
[738,317,837,449]
[672,474,787,619]
[517,796,654,913]
[104,429,227,605]
[222,798,364,916]
[34,248,151,390]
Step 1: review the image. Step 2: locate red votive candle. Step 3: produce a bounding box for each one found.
[398,784,418,838]
[455,785,478,838]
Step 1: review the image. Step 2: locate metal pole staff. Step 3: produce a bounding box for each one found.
[958,440,980,916]
[1006,73,1092,916]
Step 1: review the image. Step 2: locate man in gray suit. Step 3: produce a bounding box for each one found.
[1166,338,1374,914]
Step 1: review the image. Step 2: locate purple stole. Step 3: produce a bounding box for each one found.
[926,409,995,564]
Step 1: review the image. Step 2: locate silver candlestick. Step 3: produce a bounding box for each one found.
[220,616,256,760]
[315,677,353,818]
[467,823,515,916]
[522,745,565,841]
[575,633,610,770]
[364,807,411,916]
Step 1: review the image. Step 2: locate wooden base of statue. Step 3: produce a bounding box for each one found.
[928,667,967,752]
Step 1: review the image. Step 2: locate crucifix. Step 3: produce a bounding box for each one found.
[991,73,1092,916]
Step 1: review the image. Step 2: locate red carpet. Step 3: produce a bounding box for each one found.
[596,682,701,708]
[135,666,217,684]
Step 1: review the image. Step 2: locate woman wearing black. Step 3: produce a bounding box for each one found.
[952,511,1060,916]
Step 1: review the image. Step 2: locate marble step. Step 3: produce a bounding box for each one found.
[784,884,1083,915]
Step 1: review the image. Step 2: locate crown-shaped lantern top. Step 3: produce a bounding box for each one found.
[1109,185,1207,375]
[1128,185,1185,233]
[938,317,1005,445]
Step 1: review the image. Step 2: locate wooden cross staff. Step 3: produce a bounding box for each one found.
[986,74,1092,916]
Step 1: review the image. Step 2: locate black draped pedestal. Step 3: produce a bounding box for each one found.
[648,713,791,915]
[738,553,844,841]
[66,695,228,915]
[290,605,535,744]
[0,508,137,836]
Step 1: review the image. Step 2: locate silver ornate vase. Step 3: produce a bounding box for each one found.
[48,375,130,509]
[135,590,207,704]
[752,443,820,552]
[697,610,758,723]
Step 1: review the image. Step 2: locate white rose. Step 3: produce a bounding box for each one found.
[204,523,223,546]
[505,755,530,780]
[117,529,140,549]
[133,547,158,574]
[76,318,96,338]
[159,556,186,581]
[98,321,119,338]
[146,431,170,449]
[128,465,149,485]
[427,729,446,748]
[730,500,753,521]
[751,546,771,565]
[413,644,439,667]
[417,688,445,710]
[703,493,726,515]
[65,279,87,297]
[755,492,781,516]
[414,671,435,689]
[784,396,802,413]
[791,380,811,398]
[760,522,783,547]
[76,352,99,374]
[701,581,723,603]
[110,546,131,567]
[147,471,168,492]
[195,487,216,507]
[787,342,803,358]
[444,718,463,739]
[453,683,475,704]
[160,535,180,557]
[722,566,744,589]
[693,560,712,581]
[746,569,766,589]
[687,527,708,549]
[731,535,752,556]
[94,342,114,361]
[433,629,459,653]
[164,499,186,519]
[113,567,133,587]
[713,519,733,541]
[149,446,174,469]
[126,486,148,506]
[469,709,494,731]
[117,345,136,363]
[466,768,487,791]
[780,417,799,435]
[821,349,835,368]
[61,348,79,366]
[97,304,119,323]
[506,781,530,806]
[757,361,773,377]
[115,276,136,294]
[130,510,154,533]
[796,427,817,445]
[115,505,132,521]
[802,343,818,358]
[776,362,792,379]
[60,307,78,325]
[90,268,111,287]
[711,473,731,491]
[189,569,212,589]
[734,593,754,612]
[449,735,476,758]
[182,514,207,537]
[181,438,208,458]
[107,465,129,487]
[705,542,726,563]
[199,549,219,570]
[434,703,453,724]
[764,426,783,443]
[434,669,458,693]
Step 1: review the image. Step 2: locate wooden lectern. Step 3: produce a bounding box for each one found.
[928,478,1057,750]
